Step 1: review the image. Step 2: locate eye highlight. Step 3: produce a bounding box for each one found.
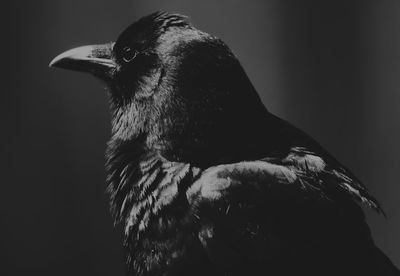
[122,47,138,63]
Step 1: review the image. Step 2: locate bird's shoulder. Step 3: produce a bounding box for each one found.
[186,146,380,213]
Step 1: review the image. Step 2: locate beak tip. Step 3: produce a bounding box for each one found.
[49,51,67,69]
[48,59,56,68]
[49,54,63,69]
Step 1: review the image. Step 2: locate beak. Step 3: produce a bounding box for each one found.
[49,43,116,80]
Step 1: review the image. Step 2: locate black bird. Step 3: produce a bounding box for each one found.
[50,12,399,276]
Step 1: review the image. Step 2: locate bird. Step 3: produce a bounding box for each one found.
[50,12,399,276]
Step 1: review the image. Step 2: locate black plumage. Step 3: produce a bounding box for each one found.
[50,12,399,276]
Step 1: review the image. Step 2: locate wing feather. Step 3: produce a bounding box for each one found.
[185,147,393,275]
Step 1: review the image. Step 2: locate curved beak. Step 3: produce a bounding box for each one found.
[49,43,116,80]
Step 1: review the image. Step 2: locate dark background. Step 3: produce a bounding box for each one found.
[3,1,399,275]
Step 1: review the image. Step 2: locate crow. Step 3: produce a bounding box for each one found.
[50,12,399,276]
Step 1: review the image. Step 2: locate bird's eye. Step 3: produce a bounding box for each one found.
[122,47,138,63]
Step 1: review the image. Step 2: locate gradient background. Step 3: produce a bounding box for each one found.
[3,1,399,275]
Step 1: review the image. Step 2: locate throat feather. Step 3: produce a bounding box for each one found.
[106,140,200,237]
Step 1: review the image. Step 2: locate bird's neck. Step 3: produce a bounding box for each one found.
[105,137,201,232]
[168,110,309,167]
[106,137,156,216]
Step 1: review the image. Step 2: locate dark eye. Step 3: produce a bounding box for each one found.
[122,47,138,63]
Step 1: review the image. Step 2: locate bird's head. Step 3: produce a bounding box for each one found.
[50,12,266,165]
